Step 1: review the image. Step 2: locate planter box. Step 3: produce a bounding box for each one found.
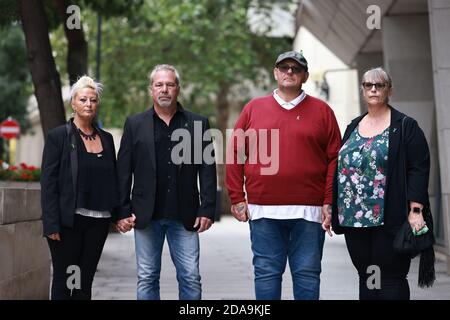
[0,181,50,300]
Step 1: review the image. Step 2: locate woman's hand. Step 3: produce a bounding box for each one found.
[47,233,61,241]
[408,202,426,232]
[116,214,136,233]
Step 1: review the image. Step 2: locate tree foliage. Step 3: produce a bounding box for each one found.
[2,0,294,129]
[0,0,144,27]
[53,0,294,128]
[0,24,31,130]
[0,0,146,131]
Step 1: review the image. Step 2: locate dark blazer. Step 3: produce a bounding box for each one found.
[40,120,118,236]
[331,106,430,235]
[116,104,217,231]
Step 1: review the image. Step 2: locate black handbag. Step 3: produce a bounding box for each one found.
[393,208,435,258]
[392,116,435,288]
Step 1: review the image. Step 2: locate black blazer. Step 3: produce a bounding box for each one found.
[116,104,217,231]
[331,106,430,235]
[40,120,118,236]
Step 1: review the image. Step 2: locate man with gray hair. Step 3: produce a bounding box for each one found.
[116,64,217,300]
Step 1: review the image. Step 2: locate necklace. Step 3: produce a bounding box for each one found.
[78,128,97,141]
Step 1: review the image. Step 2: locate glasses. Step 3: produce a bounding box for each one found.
[277,64,305,74]
[362,82,387,90]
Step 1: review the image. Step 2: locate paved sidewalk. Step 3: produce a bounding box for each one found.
[93,216,450,300]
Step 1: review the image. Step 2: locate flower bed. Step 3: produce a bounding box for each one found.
[0,161,41,182]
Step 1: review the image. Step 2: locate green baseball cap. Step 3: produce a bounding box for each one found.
[275,50,308,71]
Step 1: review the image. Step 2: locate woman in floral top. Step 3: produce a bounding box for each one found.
[331,67,431,300]
[338,126,389,227]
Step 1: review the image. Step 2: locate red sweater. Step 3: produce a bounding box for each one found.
[225,94,341,206]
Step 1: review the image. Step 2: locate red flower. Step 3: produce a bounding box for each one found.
[1,162,41,182]
[365,138,374,148]
[373,204,380,218]
[20,173,29,180]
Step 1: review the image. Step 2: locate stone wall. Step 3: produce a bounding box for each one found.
[0,182,50,299]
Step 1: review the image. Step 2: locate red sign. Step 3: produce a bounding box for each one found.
[0,118,21,139]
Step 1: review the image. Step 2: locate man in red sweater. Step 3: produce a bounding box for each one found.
[225,50,341,300]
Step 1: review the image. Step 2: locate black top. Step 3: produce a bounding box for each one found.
[41,119,119,235]
[331,106,430,235]
[74,123,119,212]
[152,108,184,220]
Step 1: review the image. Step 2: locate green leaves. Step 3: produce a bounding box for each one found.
[0,24,32,132]
[49,0,293,128]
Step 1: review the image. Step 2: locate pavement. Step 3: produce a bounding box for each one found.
[92,216,450,300]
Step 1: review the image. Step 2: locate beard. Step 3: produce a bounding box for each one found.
[157,95,173,108]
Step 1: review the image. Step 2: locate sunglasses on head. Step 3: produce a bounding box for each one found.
[362,82,387,90]
[277,64,305,74]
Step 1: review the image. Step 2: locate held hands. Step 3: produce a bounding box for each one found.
[194,217,213,233]
[116,214,136,233]
[231,201,249,222]
[321,204,333,237]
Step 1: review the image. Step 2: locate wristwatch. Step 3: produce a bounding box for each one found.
[412,207,422,214]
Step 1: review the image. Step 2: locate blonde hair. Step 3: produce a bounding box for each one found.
[70,75,103,102]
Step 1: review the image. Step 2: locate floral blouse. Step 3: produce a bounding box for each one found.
[337,126,389,227]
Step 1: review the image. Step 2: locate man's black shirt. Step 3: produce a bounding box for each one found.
[152,108,185,220]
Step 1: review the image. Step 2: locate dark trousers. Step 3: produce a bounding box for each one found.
[46,214,110,300]
[344,226,411,300]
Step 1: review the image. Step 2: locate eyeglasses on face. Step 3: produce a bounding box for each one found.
[277,64,305,74]
[362,82,387,90]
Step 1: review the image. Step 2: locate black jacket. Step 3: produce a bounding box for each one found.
[331,106,430,235]
[41,120,118,236]
[116,105,217,231]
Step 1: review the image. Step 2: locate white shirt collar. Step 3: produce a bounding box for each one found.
[273,89,306,110]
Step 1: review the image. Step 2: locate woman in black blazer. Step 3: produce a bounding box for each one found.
[41,75,124,300]
[331,67,431,300]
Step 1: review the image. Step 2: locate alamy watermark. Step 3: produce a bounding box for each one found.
[366,265,381,290]
[66,5,81,30]
[66,265,81,291]
[170,121,280,175]
[366,5,381,30]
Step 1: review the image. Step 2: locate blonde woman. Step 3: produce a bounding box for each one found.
[41,76,127,299]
